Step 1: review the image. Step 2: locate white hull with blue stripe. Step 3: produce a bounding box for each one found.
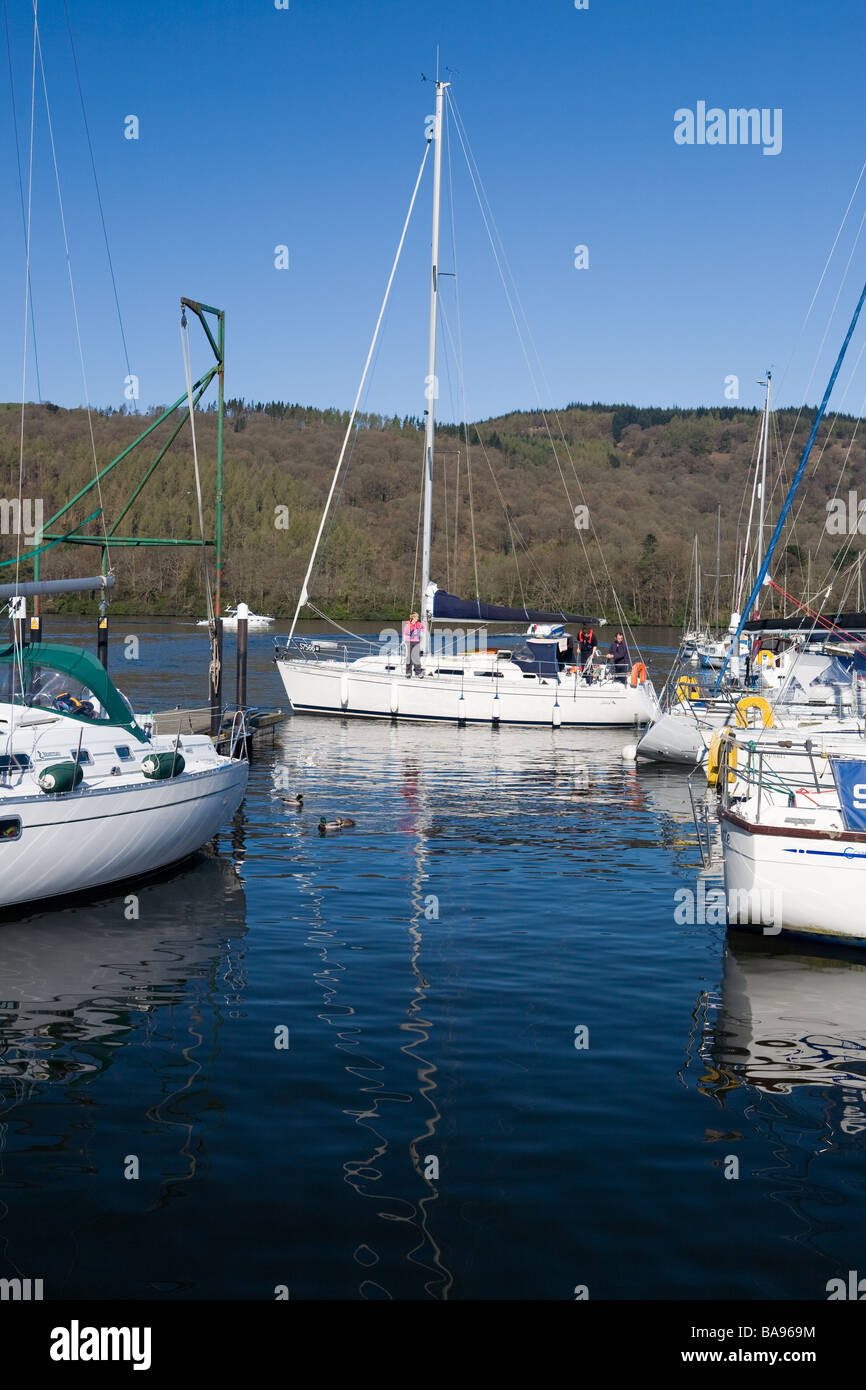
[719,739,866,943]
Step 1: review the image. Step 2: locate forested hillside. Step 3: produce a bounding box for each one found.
[1,397,865,624]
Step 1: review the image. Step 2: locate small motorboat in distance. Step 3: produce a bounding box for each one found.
[197,603,274,631]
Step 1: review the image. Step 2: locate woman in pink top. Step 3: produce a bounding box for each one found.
[403,612,425,677]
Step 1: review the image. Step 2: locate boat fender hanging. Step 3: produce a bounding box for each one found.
[339,674,349,710]
[38,761,84,794]
[734,695,774,729]
[142,751,186,780]
[676,676,701,703]
[629,662,647,687]
[707,729,737,787]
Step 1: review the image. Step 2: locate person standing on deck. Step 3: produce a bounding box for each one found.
[607,631,630,684]
[578,626,597,684]
[403,612,425,678]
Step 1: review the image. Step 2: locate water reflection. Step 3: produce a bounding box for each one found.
[284,734,454,1299]
[687,931,866,1270]
[699,932,866,1120]
[0,848,247,1282]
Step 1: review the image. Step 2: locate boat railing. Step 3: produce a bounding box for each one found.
[227,708,249,761]
[715,733,840,815]
[278,635,391,666]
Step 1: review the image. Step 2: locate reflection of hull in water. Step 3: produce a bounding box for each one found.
[704,932,866,1119]
[0,850,246,1080]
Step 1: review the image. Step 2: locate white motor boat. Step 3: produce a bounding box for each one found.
[0,639,248,910]
[695,634,751,669]
[198,604,274,631]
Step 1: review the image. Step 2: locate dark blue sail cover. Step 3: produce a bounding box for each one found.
[431,589,594,626]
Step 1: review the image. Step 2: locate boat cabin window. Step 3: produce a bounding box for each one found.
[71,749,93,765]
[18,665,109,722]
[115,745,133,761]
[0,754,30,774]
[0,817,21,842]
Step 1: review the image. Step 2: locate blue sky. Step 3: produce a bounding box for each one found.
[2,0,866,421]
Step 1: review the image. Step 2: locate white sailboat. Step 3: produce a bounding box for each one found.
[276,82,658,729]
[706,270,866,944]
[0,581,248,911]
[633,372,866,765]
[716,727,866,943]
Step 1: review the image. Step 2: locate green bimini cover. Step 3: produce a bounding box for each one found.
[0,643,147,744]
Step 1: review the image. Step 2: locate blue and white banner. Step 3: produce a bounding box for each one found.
[830,758,866,832]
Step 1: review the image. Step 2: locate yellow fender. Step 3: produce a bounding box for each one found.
[707,729,738,786]
[734,695,774,729]
[676,675,701,703]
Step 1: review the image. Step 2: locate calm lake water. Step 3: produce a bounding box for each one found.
[1,618,863,1300]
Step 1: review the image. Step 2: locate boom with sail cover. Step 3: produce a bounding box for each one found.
[431,589,595,626]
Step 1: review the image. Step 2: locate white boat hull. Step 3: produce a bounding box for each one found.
[0,761,248,910]
[721,809,866,945]
[276,657,657,726]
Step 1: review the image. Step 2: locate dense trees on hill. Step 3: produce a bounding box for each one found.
[0,398,863,624]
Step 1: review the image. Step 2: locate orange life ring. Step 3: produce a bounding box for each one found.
[629,661,647,687]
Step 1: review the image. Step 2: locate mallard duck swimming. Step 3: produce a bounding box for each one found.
[318,816,355,832]
[280,793,304,808]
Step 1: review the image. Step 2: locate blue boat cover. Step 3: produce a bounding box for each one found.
[431,589,594,626]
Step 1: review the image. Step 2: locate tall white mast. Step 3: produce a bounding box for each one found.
[421,79,448,618]
[757,370,772,570]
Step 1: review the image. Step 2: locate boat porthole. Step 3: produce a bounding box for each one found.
[0,817,22,842]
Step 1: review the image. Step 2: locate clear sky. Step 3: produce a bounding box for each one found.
[3,0,866,422]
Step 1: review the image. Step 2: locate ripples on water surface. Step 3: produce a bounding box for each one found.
[1,621,864,1300]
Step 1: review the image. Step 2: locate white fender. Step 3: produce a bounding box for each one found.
[457,695,466,724]
[340,674,349,710]
[552,701,562,728]
[389,682,399,715]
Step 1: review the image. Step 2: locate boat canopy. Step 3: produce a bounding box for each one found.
[0,642,147,743]
[431,589,594,626]
[744,611,866,634]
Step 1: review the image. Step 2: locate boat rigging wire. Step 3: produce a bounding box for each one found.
[33,4,112,572]
[3,0,41,401]
[14,2,37,595]
[775,196,866,497]
[447,91,638,650]
[288,140,431,644]
[62,0,135,404]
[443,99,481,608]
